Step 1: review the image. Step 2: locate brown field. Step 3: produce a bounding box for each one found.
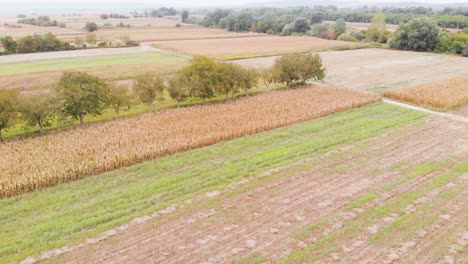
[51,115,468,264]
[0,86,379,197]
[384,75,468,110]
[152,35,363,59]
[232,48,468,92]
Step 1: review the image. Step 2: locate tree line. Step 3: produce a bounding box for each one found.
[0,54,325,141]
[0,32,139,56]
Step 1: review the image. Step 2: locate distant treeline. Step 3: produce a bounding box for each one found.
[17,15,65,28]
[131,7,177,18]
[195,6,468,30]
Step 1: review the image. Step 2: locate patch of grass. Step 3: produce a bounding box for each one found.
[0,51,187,76]
[218,43,369,61]
[0,103,425,263]
[344,193,377,211]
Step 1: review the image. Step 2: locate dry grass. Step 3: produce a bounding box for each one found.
[383,75,468,110]
[0,86,380,197]
[153,36,361,58]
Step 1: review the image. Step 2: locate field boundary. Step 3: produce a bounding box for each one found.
[383,99,468,123]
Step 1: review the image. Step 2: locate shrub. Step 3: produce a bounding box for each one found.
[338,33,359,42]
[390,18,440,51]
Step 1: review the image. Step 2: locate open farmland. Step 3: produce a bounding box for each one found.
[384,75,468,111]
[232,48,468,92]
[153,36,365,59]
[51,115,468,264]
[0,86,379,197]
[0,49,187,90]
[0,103,431,263]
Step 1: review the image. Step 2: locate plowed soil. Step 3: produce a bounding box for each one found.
[51,116,468,264]
[231,49,468,92]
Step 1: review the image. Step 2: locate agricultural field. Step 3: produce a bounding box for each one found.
[384,75,468,111]
[2,103,467,264]
[0,86,379,197]
[153,36,366,59]
[232,48,468,92]
[0,49,187,90]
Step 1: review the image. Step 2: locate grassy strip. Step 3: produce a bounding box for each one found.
[0,51,187,76]
[217,43,371,61]
[0,103,425,263]
[282,159,467,263]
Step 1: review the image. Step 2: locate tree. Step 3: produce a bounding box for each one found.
[56,72,109,125]
[217,63,240,101]
[85,32,97,44]
[260,67,279,91]
[237,66,258,96]
[273,53,325,87]
[0,89,19,142]
[292,18,310,33]
[390,18,440,51]
[17,92,56,133]
[180,56,220,101]
[85,22,98,32]
[309,24,329,38]
[335,18,347,37]
[181,10,189,23]
[16,35,40,53]
[168,74,191,107]
[100,14,109,19]
[107,84,134,117]
[366,13,388,43]
[43,32,63,51]
[0,36,17,54]
[133,73,165,112]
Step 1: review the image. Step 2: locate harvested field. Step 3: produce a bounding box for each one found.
[0,86,379,197]
[0,103,427,263]
[384,75,468,110]
[153,36,364,59]
[232,48,468,92]
[40,110,468,264]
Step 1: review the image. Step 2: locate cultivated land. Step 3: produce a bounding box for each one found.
[0,86,379,197]
[152,36,366,59]
[1,103,440,263]
[384,75,468,111]
[0,49,188,90]
[232,48,468,92]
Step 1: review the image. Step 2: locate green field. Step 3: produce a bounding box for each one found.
[0,51,187,76]
[0,103,426,263]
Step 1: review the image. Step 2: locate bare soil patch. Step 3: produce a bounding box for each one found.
[51,116,468,264]
[232,48,468,92]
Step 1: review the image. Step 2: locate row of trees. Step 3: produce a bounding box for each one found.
[17,16,64,27]
[197,6,468,34]
[0,54,325,141]
[0,32,139,56]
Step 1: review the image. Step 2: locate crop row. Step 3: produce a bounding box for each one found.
[0,86,380,197]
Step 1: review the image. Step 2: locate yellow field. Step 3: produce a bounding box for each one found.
[0,86,380,197]
[384,75,468,110]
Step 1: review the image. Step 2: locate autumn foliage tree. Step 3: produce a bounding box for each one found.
[168,74,191,107]
[107,84,134,116]
[17,92,56,133]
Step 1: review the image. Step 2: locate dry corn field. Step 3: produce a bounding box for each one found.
[0,86,379,197]
[384,75,468,110]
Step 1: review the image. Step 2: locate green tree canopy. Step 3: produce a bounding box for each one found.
[0,89,19,142]
[273,53,326,87]
[390,18,440,51]
[56,72,109,124]
[133,73,165,112]
[17,91,56,133]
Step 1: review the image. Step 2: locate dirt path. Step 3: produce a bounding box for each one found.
[383,99,468,123]
[41,116,468,264]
